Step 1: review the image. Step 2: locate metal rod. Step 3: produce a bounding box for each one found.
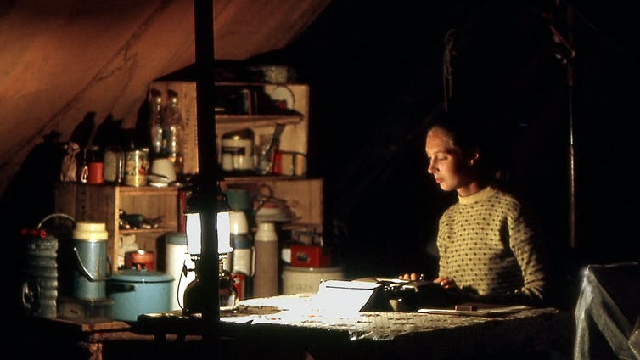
[566,5,576,250]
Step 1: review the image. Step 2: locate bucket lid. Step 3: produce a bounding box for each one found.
[109,269,173,283]
[73,222,108,241]
[166,232,187,245]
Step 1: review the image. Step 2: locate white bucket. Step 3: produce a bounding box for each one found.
[282,266,345,295]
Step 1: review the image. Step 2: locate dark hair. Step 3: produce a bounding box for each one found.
[423,104,502,182]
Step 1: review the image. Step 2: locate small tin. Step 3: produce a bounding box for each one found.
[125,148,149,187]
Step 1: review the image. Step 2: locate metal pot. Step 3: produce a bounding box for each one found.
[106,268,173,322]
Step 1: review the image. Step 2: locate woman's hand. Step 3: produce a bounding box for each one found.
[399,273,421,281]
[433,277,459,290]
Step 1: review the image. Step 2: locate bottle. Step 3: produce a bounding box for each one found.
[253,222,279,298]
[230,211,254,298]
[163,90,184,176]
[149,90,164,157]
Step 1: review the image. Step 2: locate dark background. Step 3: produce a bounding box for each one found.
[250,0,640,289]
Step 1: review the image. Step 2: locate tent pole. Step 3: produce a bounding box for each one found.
[194,0,219,343]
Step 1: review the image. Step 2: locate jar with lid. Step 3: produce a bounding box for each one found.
[103,146,124,184]
[221,128,255,173]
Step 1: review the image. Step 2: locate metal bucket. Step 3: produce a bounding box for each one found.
[72,222,110,300]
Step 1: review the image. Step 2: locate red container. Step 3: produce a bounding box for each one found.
[232,273,246,301]
[125,250,155,271]
[289,245,331,267]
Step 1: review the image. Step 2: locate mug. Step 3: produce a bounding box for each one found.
[86,161,104,184]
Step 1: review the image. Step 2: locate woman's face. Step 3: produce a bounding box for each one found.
[425,127,472,192]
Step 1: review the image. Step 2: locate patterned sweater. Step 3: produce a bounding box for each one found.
[436,187,547,302]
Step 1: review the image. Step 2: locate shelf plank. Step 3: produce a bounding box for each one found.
[117,186,179,195]
[119,226,177,235]
[215,114,302,130]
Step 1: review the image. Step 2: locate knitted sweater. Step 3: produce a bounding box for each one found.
[436,187,546,302]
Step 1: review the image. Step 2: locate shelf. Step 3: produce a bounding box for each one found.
[149,81,310,175]
[222,175,307,183]
[54,183,180,272]
[119,227,177,235]
[117,186,179,195]
[215,114,302,129]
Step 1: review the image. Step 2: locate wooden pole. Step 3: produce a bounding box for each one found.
[194,0,219,342]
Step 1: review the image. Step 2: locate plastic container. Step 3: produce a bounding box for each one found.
[21,234,59,318]
[282,266,345,295]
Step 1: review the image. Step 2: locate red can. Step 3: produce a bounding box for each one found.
[232,273,246,301]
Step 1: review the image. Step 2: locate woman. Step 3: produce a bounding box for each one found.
[421,110,549,306]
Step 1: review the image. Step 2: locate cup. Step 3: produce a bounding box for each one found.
[87,161,104,184]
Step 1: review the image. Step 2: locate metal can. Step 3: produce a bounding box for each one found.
[125,148,149,187]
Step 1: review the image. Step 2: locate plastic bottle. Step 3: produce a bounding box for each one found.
[149,90,164,157]
[253,222,279,298]
[230,211,254,297]
[163,90,184,176]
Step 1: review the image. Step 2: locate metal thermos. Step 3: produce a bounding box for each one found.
[253,222,278,298]
[72,222,110,300]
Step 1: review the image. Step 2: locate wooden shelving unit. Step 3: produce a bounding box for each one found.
[53,183,179,271]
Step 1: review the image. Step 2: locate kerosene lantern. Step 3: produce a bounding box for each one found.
[182,181,236,317]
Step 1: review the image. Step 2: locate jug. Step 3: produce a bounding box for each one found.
[72,222,112,300]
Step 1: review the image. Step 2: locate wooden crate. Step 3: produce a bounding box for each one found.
[222,177,323,233]
[54,183,179,271]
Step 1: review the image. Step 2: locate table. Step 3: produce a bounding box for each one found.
[141,295,573,359]
[19,295,573,360]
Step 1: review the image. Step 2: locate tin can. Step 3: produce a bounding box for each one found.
[125,149,149,187]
